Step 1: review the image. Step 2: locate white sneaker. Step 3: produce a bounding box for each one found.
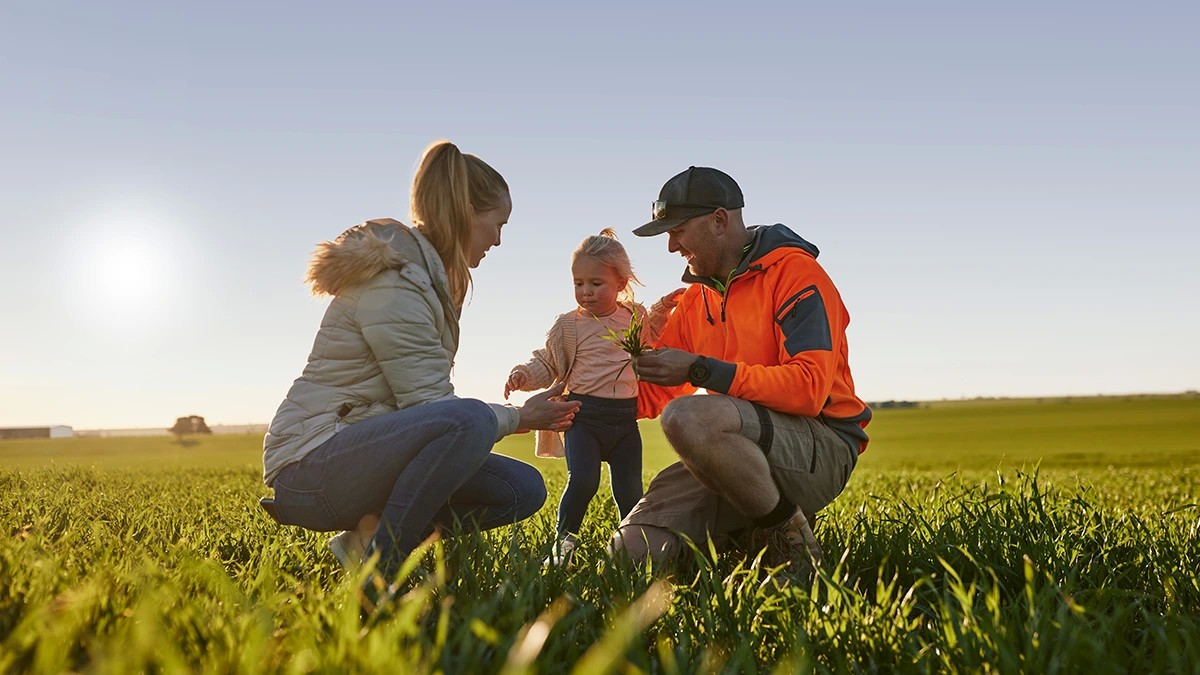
[544,535,579,568]
[328,530,362,570]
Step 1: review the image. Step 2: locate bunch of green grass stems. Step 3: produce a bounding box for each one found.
[2,463,1198,673]
[597,306,649,380]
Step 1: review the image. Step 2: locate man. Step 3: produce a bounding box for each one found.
[612,166,871,572]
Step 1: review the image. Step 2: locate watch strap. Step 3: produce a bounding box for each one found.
[688,356,736,393]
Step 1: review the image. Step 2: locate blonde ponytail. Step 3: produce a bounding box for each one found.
[410,140,509,305]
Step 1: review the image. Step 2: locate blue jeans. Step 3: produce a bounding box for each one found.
[557,393,643,538]
[271,398,547,575]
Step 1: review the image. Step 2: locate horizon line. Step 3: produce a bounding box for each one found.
[4,390,1196,432]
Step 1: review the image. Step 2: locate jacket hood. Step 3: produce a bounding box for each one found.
[744,223,820,263]
[306,218,428,296]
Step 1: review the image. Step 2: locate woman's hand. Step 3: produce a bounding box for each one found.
[504,370,527,400]
[516,382,580,432]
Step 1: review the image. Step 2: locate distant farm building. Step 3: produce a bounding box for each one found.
[0,426,74,440]
[868,400,919,409]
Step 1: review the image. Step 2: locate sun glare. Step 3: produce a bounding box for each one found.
[65,204,181,329]
[90,238,165,305]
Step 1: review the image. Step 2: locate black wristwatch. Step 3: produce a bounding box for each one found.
[687,356,712,387]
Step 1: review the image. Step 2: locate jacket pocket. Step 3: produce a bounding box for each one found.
[337,400,395,429]
[775,285,832,356]
[271,481,338,530]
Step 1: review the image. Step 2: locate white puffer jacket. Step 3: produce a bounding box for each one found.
[262,218,519,486]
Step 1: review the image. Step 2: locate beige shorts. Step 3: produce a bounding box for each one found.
[617,396,857,548]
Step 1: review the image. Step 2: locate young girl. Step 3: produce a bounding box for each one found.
[504,229,673,564]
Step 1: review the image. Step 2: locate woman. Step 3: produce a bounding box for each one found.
[261,140,579,584]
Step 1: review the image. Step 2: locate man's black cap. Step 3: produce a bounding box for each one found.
[634,166,744,237]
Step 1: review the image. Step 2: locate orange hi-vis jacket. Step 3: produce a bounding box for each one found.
[639,224,871,454]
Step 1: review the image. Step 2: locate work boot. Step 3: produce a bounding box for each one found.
[754,507,823,573]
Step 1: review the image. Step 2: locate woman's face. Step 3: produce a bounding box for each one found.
[572,255,626,317]
[467,197,512,268]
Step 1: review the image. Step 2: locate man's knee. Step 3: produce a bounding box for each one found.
[609,524,680,565]
[660,396,741,457]
[660,398,698,443]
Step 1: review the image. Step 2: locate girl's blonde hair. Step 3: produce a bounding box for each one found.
[573,228,641,305]
[410,140,509,306]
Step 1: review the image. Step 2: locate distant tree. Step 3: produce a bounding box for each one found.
[169,415,213,443]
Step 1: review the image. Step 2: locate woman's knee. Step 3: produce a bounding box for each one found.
[513,467,547,521]
[449,399,499,449]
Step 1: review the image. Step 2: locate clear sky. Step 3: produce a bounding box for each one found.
[2,2,1197,430]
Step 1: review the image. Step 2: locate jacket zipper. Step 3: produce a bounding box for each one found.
[720,264,763,323]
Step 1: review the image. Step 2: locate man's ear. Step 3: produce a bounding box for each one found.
[710,208,729,234]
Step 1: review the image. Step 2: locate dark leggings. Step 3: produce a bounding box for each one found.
[557,393,643,538]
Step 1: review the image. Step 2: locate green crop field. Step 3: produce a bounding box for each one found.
[2,394,1198,673]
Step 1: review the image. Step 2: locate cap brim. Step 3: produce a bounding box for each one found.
[633,217,689,237]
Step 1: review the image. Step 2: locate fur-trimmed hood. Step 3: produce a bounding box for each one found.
[264,217,490,486]
[306,218,436,297]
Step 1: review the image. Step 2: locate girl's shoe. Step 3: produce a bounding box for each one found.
[544,534,579,568]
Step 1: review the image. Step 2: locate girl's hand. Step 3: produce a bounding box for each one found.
[655,287,686,311]
[648,287,686,338]
[504,371,527,399]
[516,382,580,432]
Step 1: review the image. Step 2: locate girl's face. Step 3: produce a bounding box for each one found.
[467,197,512,269]
[572,255,627,316]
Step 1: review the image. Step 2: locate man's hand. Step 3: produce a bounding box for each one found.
[635,348,697,386]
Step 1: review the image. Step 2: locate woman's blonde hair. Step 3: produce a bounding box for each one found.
[572,228,641,305]
[410,140,509,305]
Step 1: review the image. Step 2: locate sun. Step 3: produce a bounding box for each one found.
[89,237,166,309]
[64,205,181,328]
